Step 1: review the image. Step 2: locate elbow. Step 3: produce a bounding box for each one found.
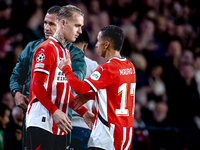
[32,80,43,93]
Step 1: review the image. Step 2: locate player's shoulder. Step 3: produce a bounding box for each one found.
[85,56,98,66]
[106,57,135,72]
[106,57,128,67]
[35,39,55,55]
[24,38,45,52]
[27,38,45,47]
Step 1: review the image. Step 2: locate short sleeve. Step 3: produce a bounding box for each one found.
[84,64,111,92]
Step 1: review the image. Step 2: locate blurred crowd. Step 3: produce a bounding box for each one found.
[1,0,200,150]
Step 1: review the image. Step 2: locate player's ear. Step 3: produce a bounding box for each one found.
[83,43,88,53]
[61,19,67,27]
[104,41,109,49]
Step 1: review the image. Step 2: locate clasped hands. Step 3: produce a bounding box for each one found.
[56,56,94,131]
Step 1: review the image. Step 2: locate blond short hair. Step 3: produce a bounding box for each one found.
[57,4,84,21]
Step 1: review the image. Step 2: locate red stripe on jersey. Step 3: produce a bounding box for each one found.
[62,85,70,113]
[93,92,99,129]
[55,83,63,108]
[59,130,62,135]
[52,118,58,135]
[114,126,133,150]
[27,37,72,135]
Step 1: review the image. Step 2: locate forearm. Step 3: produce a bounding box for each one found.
[68,92,88,116]
[10,63,24,92]
[32,72,58,114]
[62,65,91,94]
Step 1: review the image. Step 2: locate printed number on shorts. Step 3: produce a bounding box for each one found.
[115,83,136,116]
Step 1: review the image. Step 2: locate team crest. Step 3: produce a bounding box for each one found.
[36,53,45,62]
[90,71,101,80]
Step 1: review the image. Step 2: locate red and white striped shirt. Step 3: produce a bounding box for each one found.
[62,57,136,149]
[85,57,136,150]
[26,37,72,135]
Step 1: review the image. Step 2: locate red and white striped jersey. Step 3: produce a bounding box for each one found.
[84,57,136,150]
[26,37,71,135]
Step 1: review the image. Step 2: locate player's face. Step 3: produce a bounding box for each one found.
[63,13,84,42]
[44,13,57,39]
[95,31,106,58]
[0,109,10,129]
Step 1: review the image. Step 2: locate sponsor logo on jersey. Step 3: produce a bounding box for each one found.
[100,66,106,72]
[35,63,44,68]
[36,53,45,62]
[90,71,101,80]
[57,71,67,81]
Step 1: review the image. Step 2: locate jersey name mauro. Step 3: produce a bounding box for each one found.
[119,67,135,75]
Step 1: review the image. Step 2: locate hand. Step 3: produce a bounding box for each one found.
[83,111,94,130]
[14,92,29,109]
[58,57,71,70]
[53,109,72,133]
[72,94,88,110]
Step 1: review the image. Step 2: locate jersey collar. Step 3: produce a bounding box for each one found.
[49,36,66,51]
[108,57,126,62]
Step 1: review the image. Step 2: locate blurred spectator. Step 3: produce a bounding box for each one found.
[175,63,200,150]
[0,102,13,150]
[75,2,89,28]
[166,18,176,38]
[120,23,138,57]
[169,63,199,127]
[135,17,164,67]
[130,52,151,107]
[0,91,15,110]
[161,38,182,90]
[146,101,171,127]
[146,101,176,150]
[135,18,157,52]
[154,14,169,49]
[132,102,150,150]
[0,1,12,36]
[108,0,135,25]
[7,106,23,150]
[86,0,110,47]
[194,54,200,95]
[147,63,167,109]
[180,48,194,64]
[0,1,15,97]
[20,0,45,47]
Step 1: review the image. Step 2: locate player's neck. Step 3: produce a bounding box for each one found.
[105,50,121,61]
[54,31,68,48]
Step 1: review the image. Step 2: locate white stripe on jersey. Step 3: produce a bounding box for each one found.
[34,68,49,75]
[59,82,66,110]
[98,89,108,122]
[50,41,59,105]
[84,79,97,92]
[121,127,126,150]
[110,123,115,149]
[124,127,133,150]
[65,86,71,122]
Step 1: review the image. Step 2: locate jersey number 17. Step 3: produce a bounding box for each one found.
[116,83,136,116]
